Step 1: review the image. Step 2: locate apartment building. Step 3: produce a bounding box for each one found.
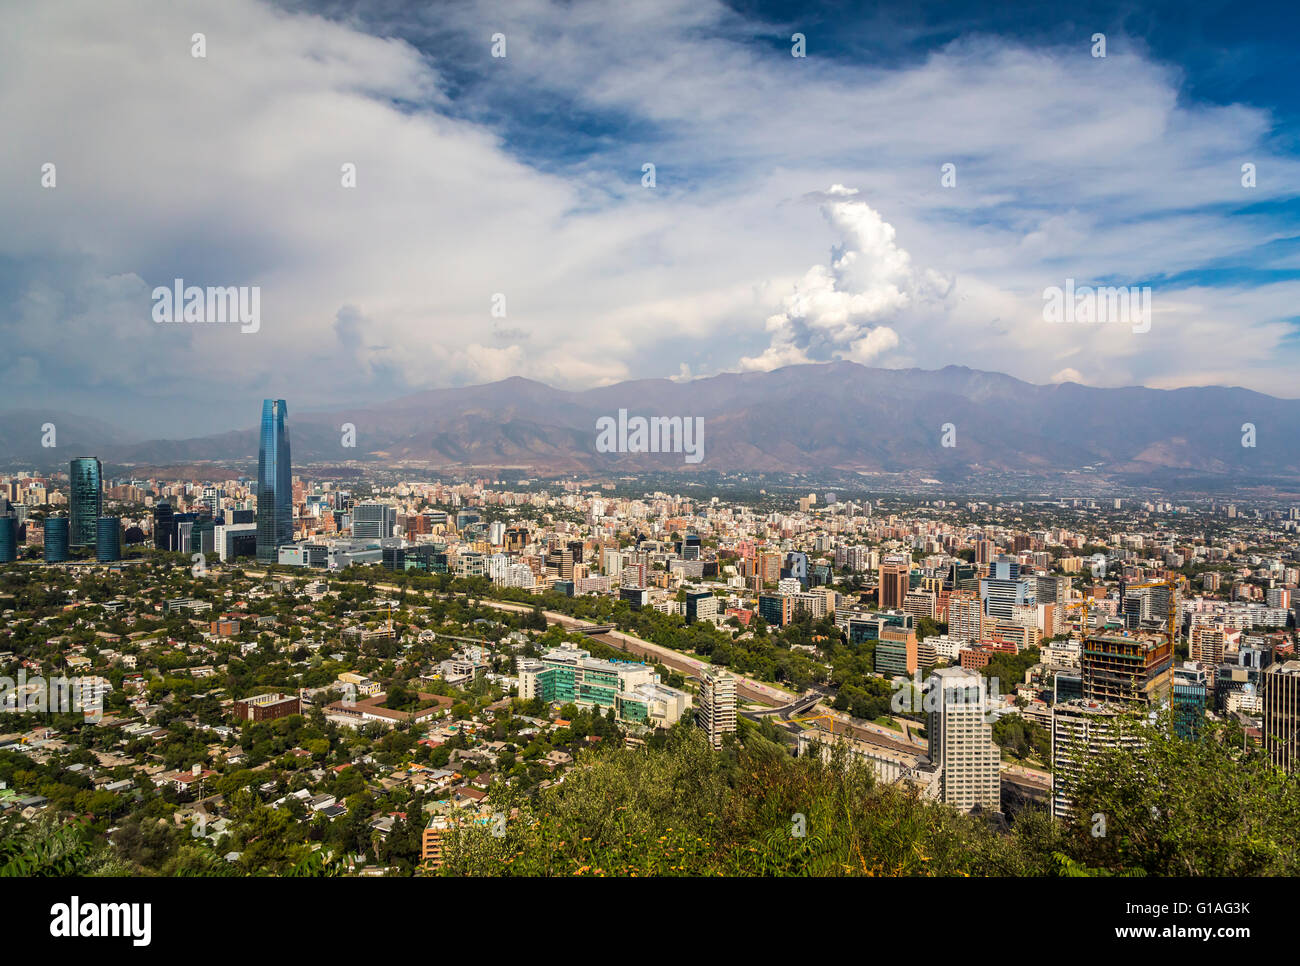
[696,666,737,749]
[927,668,1001,813]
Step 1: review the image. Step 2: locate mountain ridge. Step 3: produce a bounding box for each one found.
[1,363,1296,486]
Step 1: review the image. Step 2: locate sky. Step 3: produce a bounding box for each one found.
[3,0,1299,437]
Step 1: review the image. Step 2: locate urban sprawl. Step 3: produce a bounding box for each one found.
[0,398,1297,876]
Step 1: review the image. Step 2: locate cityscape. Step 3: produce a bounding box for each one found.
[2,0,1296,941]
[1,396,1297,891]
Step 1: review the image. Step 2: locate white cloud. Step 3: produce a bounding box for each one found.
[741,187,947,371]
[2,0,1298,435]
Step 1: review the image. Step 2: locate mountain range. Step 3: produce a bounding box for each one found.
[3,363,1298,490]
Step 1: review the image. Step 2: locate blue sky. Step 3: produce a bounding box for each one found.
[2,0,1299,436]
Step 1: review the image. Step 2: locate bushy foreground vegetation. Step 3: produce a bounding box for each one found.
[439,718,1300,877]
[4,715,1296,877]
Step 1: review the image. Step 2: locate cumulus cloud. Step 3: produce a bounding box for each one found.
[741,186,948,371]
[3,0,1300,435]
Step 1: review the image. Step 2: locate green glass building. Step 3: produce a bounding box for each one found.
[69,457,102,548]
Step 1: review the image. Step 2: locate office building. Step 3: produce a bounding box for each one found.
[0,512,16,563]
[980,556,1035,620]
[757,593,793,628]
[352,501,396,541]
[517,646,688,727]
[696,666,737,748]
[69,457,102,548]
[95,517,122,562]
[43,516,69,563]
[684,590,718,624]
[153,501,175,551]
[1171,663,1208,740]
[1263,661,1300,773]
[255,399,292,564]
[875,626,918,678]
[926,668,1001,813]
[878,555,911,609]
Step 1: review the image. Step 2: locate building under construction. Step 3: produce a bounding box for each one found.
[1081,630,1173,707]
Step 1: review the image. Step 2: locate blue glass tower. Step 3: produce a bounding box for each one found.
[256,399,292,564]
[96,516,122,562]
[69,457,102,548]
[0,513,17,563]
[43,516,70,563]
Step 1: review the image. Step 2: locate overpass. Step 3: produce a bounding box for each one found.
[744,691,822,719]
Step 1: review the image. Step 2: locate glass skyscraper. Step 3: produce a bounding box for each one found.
[256,399,292,564]
[69,457,102,548]
[96,516,122,562]
[0,513,17,563]
[44,516,70,563]
[153,501,175,551]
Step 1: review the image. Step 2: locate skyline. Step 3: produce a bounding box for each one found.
[3,0,1300,437]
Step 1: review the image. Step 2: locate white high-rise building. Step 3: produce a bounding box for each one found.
[696,667,737,749]
[1050,701,1144,822]
[927,668,1001,813]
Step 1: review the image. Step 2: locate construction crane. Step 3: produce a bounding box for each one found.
[352,602,397,638]
[1121,575,1186,654]
[1062,597,1092,641]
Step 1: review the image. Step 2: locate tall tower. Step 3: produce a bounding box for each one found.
[256,399,292,564]
[927,667,1001,813]
[1263,661,1300,774]
[69,457,102,548]
[878,554,911,609]
[696,666,737,749]
[1050,701,1144,822]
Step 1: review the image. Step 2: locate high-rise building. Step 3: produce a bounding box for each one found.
[95,516,122,562]
[926,668,1001,813]
[878,555,911,609]
[1189,625,1226,666]
[43,516,70,563]
[0,512,17,563]
[69,457,102,548]
[1081,630,1172,707]
[1050,701,1144,822]
[255,399,292,564]
[757,593,793,628]
[980,556,1035,620]
[946,589,982,643]
[1263,660,1300,773]
[696,666,737,749]
[153,501,176,551]
[757,551,782,587]
[1171,662,1208,740]
[352,501,394,541]
[875,626,918,678]
[684,590,718,624]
